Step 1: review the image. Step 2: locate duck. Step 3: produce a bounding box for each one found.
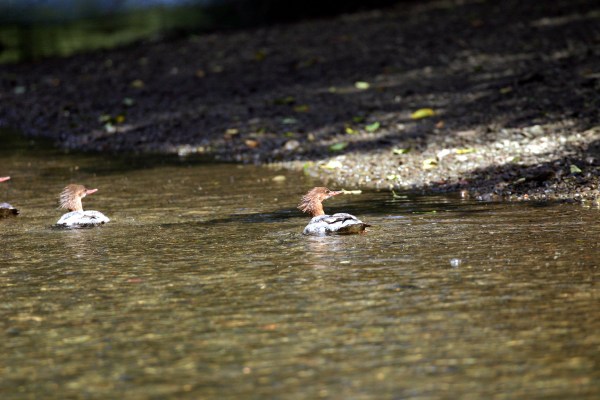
[0,176,19,218]
[56,184,110,227]
[298,187,370,235]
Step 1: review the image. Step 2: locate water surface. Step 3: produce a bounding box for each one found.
[1,131,599,399]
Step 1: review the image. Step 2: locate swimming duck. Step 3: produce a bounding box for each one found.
[56,184,110,227]
[298,187,369,235]
[0,176,19,218]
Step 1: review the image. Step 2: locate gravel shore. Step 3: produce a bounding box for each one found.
[1,0,599,203]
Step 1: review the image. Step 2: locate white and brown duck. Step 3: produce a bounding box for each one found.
[56,184,110,227]
[0,176,19,218]
[298,187,370,235]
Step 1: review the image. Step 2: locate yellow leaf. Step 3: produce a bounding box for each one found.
[321,160,343,169]
[354,81,370,90]
[345,126,357,134]
[392,147,411,155]
[411,108,436,119]
[422,158,438,169]
[456,148,476,154]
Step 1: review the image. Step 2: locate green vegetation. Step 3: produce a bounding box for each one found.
[0,6,209,63]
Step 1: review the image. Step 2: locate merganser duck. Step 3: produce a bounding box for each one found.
[0,176,19,218]
[56,184,110,227]
[298,187,370,235]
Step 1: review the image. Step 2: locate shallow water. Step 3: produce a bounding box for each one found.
[1,130,599,399]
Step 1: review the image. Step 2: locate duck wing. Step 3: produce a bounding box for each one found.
[56,210,110,228]
[303,213,370,235]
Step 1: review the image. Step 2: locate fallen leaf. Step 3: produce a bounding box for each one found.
[365,121,381,132]
[245,139,259,148]
[411,108,435,119]
[115,114,126,124]
[293,104,310,113]
[321,160,343,169]
[104,123,116,133]
[345,126,358,135]
[570,164,582,174]
[272,175,286,182]
[282,118,298,125]
[354,81,370,90]
[329,142,348,152]
[225,128,239,135]
[422,158,438,169]
[130,79,144,88]
[274,96,295,105]
[392,147,411,155]
[456,148,476,154]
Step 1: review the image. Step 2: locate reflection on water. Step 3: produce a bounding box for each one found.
[1,129,599,399]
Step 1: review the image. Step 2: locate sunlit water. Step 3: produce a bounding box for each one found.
[1,130,599,399]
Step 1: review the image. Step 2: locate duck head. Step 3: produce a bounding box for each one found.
[59,184,98,212]
[298,187,342,217]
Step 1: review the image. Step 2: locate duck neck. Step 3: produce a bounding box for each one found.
[309,200,325,217]
[69,198,83,212]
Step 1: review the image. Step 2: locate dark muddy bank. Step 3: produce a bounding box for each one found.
[1,0,598,202]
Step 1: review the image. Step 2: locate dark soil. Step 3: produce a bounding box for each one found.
[1,0,599,203]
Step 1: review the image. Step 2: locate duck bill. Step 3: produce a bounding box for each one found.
[85,188,98,195]
[328,190,343,198]
[0,176,10,182]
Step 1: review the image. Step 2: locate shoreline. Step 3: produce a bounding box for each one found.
[1,0,599,204]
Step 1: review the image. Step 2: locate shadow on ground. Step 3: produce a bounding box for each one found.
[0,0,598,199]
